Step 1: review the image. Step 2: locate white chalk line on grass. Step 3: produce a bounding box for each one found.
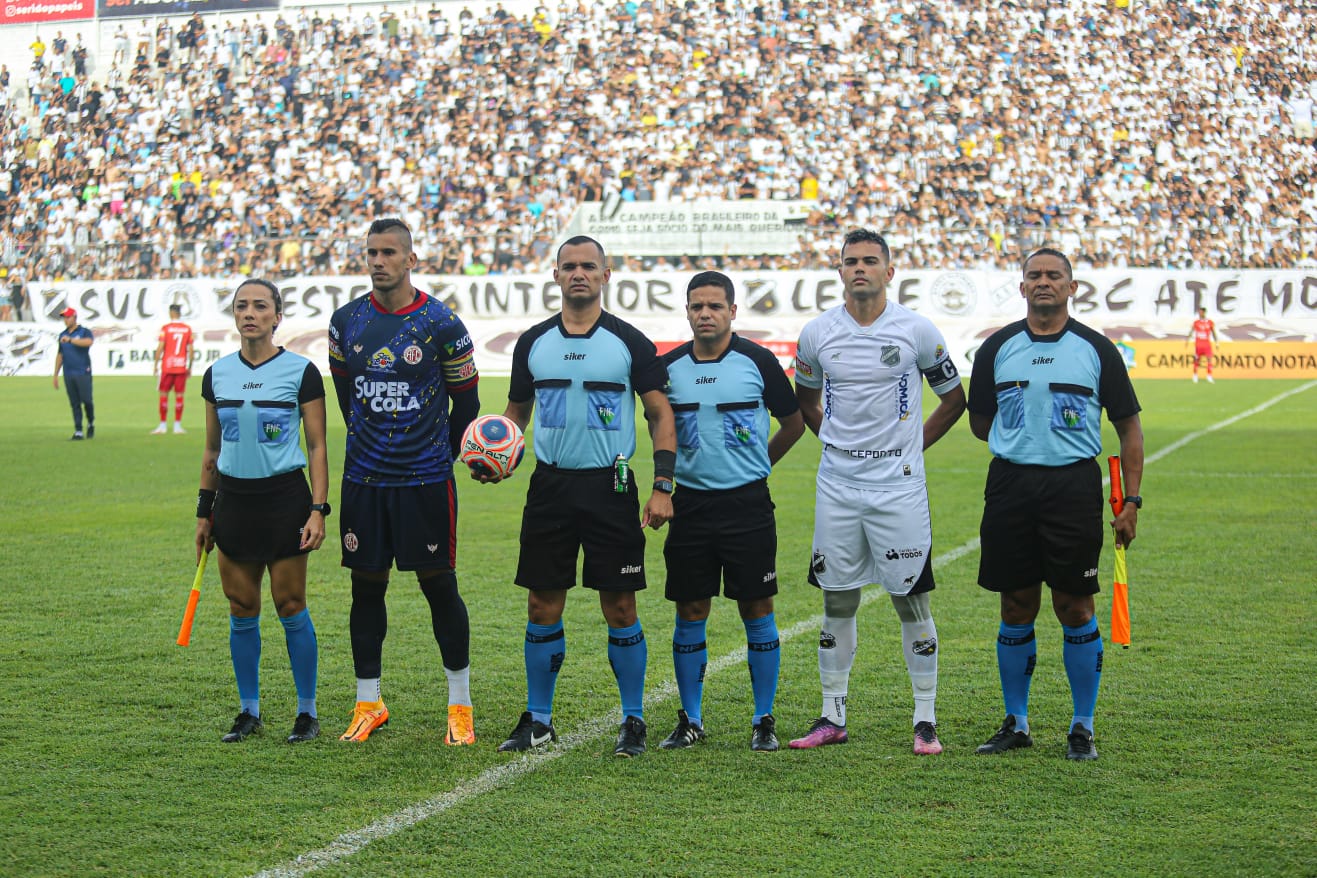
[254,380,1315,878]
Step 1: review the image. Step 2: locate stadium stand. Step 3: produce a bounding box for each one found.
[1,0,1315,287]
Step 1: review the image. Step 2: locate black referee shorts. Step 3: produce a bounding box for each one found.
[212,470,312,563]
[515,463,646,592]
[977,457,1104,596]
[663,479,779,604]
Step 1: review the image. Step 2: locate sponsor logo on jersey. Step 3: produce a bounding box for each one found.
[1084,567,1098,578]
[458,361,476,379]
[795,359,813,378]
[565,352,586,361]
[344,531,359,552]
[243,381,263,389]
[427,543,439,553]
[829,445,902,459]
[1062,406,1081,427]
[733,424,752,443]
[620,564,642,574]
[355,377,420,412]
[368,346,396,371]
[885,547,924,560]
[1032,356,1054,365]
[762,570,776,583]
[695,376,716,384]
[935,344,945,359]
[881,345,900,367]
[896,371,912,420]
[403,345,424,365]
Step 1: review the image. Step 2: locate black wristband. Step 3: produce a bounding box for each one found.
[653,449,676,481]
[196,489,216,519]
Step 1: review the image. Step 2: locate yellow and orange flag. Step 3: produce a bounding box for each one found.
[1107,456,1131,648]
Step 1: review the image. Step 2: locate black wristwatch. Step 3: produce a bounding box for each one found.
[1123,496,1142,509]
[652,479,674,494]
[310,502,332,517]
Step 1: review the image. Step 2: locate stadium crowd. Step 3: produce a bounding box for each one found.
[1,0,1315,291]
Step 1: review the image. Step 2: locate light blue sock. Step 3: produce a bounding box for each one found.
[525,621,564,725]
[743,613,780,725]
[608,622,647,722]
[230,614,262,717]
[279,608,318,718]
[997,622,1036,734]
[1063,618,1103,733]
[672,617,707,725]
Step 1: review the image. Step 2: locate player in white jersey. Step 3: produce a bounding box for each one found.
[789,229,966,755]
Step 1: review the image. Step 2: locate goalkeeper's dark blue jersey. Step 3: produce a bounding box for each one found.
[329,290,478,486]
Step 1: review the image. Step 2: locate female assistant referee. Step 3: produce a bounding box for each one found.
[195,278,330,744]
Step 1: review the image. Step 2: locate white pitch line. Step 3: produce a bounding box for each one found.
[254,380,1315,878]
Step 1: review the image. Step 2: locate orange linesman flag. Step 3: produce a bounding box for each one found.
[1107,456,1131,648]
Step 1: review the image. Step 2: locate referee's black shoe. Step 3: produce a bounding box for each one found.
[497,711,557,752]
[614,715,647,757]
[659,710,705,750]
[287,713,320,744]
[1065,723,1099,761]
[975,715,1032,754]
[222,710,263,743]
[750,714,779,752]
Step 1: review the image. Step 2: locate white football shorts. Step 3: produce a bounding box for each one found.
[809,478,932,595]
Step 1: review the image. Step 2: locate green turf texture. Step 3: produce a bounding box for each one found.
[2,376,1313,877]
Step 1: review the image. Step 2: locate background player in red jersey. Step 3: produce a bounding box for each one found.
[1186,306,1219,383]
[153,304,195,433]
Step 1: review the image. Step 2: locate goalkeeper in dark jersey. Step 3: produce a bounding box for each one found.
[328,218,481,746]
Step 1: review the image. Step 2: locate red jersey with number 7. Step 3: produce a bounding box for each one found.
[159,321,194,373]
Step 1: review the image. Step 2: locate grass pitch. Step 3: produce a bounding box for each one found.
[1,376,1314,877]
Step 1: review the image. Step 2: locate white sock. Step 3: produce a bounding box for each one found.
[901,619,938,725]
[356,677,381,703]
[445,665,471,707]
[819,614,857,726]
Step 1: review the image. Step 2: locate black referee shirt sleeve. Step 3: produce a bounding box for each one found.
[298,362,326,404]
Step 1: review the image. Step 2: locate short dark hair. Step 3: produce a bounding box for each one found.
[556,235,606,264]
[1023,247,1073,279]
[686,270,735,305]
[168,304,182,316]
[841,228,890,262]
[237,277,283,314]
[368,217,413,250]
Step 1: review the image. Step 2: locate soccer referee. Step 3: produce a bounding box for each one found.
[968,248,1144,762]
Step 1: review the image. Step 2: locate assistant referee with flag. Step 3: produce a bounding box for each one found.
[967,248,1143,762]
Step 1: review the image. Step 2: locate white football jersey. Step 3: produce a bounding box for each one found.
[795,302,960,488]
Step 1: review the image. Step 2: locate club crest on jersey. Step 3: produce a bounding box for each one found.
[881,345,901,367]
[368,347,396,371]
[263,422,283,441]
[403,345,424,365]
[734,424,752,443]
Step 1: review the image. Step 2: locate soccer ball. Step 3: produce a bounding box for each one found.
[459,414,525,478]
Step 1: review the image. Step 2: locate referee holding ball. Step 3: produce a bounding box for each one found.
[196,278,330,745]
